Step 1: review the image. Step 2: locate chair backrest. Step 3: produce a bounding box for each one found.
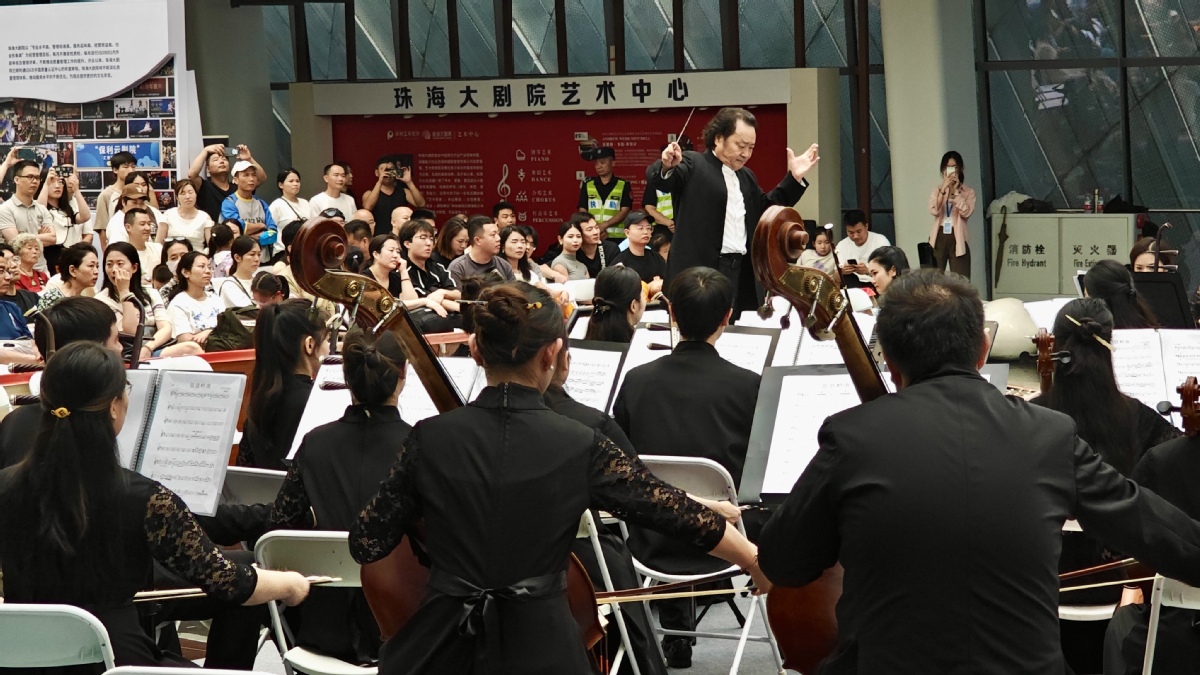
[254,530,361,587]
[639,455,739,504]
[1153,575,1200,611]
[0,604,116,669]
[221,466,287,506]
[106,667,276,675]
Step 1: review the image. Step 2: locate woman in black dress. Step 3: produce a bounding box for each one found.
[350,282,768,674]
[0,342,311,668]
[238,298,330,469]
[269,327,413,664]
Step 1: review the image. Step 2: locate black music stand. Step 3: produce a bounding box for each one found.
[1131,272,1196,329]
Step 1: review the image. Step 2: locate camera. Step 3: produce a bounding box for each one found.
[54,165,73,177]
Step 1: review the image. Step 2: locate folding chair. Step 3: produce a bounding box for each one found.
[106,667,275,675]
[628,455,786,675]
[222,466,287,506]
[254,530,378,675]
[0,603,116,670]
[578,509,644,675]
[1141,575,1200,674]
[1058,519,1117,623]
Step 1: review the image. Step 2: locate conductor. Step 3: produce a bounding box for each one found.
[647,107,818,315]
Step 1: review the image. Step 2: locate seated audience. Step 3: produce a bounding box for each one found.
[551,218,589,281]
[167,251,225,347]
[1083,259,1159,329]
[651,232,672,263]
[343,219,372,273]
[836,209,890,288]
[207,220,241,279]
[159,179,214,248]
[217,236,262,308]
[95,242,203,360]
[502,225,541,283]
[518,224,568,284]
[431,216,467,268]
[612,211,665,295]
[11,232,48,292]
[390,205,414,236]
[106,179,164,245]
[123,207,163,275]
[798,226,838,277]
[584,265,644,344]
[155,237,194,298]
[252,270,290,307]
[578,213,621,279]
[364,234,405,296]
[399,219,461,332]
[37,242,99,311]
[238,299,330,470]
[0,244,39,320]
[867,245,910,297]
[447,216,514,286]
[267,328,412,663]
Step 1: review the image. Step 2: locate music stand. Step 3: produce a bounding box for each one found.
[1131,272,1196,329]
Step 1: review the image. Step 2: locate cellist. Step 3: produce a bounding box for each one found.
[758,270,1200,674]
[349,281,768,675]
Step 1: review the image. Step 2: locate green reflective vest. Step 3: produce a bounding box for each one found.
[586,178,627,239]
[655,190,673,220]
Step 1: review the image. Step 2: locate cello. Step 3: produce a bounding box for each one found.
[288,218,606,655]
[750,206,888,673]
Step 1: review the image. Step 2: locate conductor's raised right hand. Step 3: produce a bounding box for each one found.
[661,142,683,170]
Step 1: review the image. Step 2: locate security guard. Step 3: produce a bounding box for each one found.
[641,182,675,242]
[576,147,632,242]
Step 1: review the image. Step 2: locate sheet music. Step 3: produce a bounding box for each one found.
[569,316,591,340]
[761,373,860,494]
[137,371,245,516]
[792,313,876,367]
[118,369,159,470]
[1157,329,1200,410]
[396,362,441,425]
[1023,297,1073,332]
[287,364,351,461]
[1110,329,1169,410]
[564,346,625,411]
[641,309,670,325]
[713,330,776,375]
[439,356,485,401]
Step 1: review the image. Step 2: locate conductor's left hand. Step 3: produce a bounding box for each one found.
[788,143,820,182]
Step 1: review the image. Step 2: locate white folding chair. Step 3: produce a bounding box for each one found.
[222,466,287,506]
[1058,519,1118,623]
[578,509,643,675]
[0,603,116,670]
[1141,575,1200,674]
[628,455,785,675]
[106,667,275,675]
[254,530,378,675]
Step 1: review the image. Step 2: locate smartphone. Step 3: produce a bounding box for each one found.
[944,166,956,178]
[847,259,858,266]
[224,146,238,158]
[55,165,73,177]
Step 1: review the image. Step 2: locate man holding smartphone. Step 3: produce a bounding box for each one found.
[187,143,268,222]
[835,209,890,288]
[363,155,425,236]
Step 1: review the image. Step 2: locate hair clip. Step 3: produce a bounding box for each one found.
[458,299,486,306]
[1064,314,1114,351]
[50,407,70,418]
[526,302,542,310]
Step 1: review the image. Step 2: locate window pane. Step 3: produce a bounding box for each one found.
[356,0,397,79]
[1126,1,1200,58]
[1146,212,1200,300]
[264,6,294,83]
[625,0,674,71]
[411,0,452,78]
[869,74,892,211]
[272,89,292,175]
[738,0,793,69]
[984,0,1119,61]
[1129,65,1200,208]
[514,0,558,75]
[806,0,848,68]
[867,0,882,65]
[565,0,608,74]
[459,0,498,77]
[683,0,722,70]
[988,68,1124,208]
[307,3,347,81]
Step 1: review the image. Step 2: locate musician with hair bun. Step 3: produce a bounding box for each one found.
[350,281,767,674]
[267,327,412,665]
[1083,259,1159,329]
[583,264,644,344]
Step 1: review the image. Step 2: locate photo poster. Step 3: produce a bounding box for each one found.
[330,105,788,258]
[0,58,178,211]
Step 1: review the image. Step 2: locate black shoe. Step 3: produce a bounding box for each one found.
[663,638,692,669]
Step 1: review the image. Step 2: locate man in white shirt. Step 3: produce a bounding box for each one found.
[0,159,55,272]
[835,209,891,287]
[124,208,163,275]
[309,162,357,220]
[106,184,164,245]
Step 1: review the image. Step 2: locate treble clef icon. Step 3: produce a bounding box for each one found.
[497,164,511,199]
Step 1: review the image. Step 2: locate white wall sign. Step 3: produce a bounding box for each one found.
[311,69,794,116]
[1,0,170,103]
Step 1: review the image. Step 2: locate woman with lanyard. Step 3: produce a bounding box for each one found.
[927,150,976,277]
[269,168,315,230]
[349,281,769,674]
[217,236,261,308]
[0,342,310,667]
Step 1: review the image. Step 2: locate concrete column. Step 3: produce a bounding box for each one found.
[287,83,333,197]
[184,0,278,199]
[880,0,985,288]
[788,68,842,230]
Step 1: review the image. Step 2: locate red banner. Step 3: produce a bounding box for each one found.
[330,105,787,255]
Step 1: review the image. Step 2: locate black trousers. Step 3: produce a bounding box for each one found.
[716,254,743,322]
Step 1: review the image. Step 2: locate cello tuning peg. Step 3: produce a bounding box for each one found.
[1157,400,1179,415]
[780,314,791,331]
[757,293,775,320]
[1051,351,1072,365]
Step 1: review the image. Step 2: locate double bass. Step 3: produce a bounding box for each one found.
[750,206,888,673]
[288,218,606,656]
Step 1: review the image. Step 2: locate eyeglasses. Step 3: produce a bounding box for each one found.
[15,174,40,182]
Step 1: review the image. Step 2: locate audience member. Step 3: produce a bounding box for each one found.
[0,255,33,345]
[208,220,240,279]
[551,218,588,281]
[399,219,460,320]
[0,159,53,272]
[123,208,163,276]
[1083,259,1159,329]
[577,213,620,279]
[94,150,138,244]
[218,236,262,308]
[10,232,48,292]
[220,161,277,248]
[431,216,468,268]
[269,168,315,233]
[364,157,425,235]
[238,298,329,470]
[501,225,540,283]
[251,270,290,307]
[651,232,672,263]
[106,181,163,245]
[96,242,203,360]
[928,150,976,277]
[37,242,99,311]
[390,205,413,235]
[1,245,40,317]
[188,143,268,222]
[835,209,890,287]
[585,265,644,344]
[159,179,213,249]
[798,226,837,277]
[493,200,516,228]
[612,211,665,295]
[167,251,224,347]
[309,163,356,220]
[37,167,92,273]
[364,234,405,296]
[447,216,514,286]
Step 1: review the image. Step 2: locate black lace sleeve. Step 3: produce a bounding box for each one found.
[268,456,316,530]
[349,432,423,564]
[587,430,725,552]
[144,484,257,605]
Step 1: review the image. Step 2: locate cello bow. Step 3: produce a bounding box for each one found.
[289,218,606,652]
[750,206,889,674]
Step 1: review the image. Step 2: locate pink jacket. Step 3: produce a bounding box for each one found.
[928,184,976,257]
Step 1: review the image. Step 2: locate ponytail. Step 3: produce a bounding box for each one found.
[249,299,330,429]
